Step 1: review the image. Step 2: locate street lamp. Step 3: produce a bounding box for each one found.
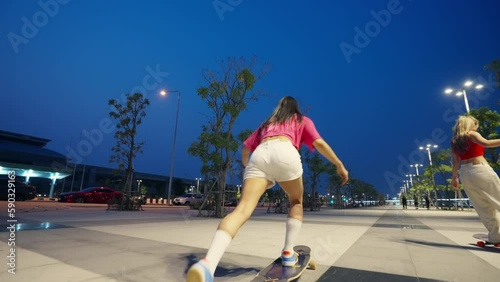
[136,179,142,193]
[444,80,483,113]
[160,89,181,205]
[419,144,438,166]
[403,180,410,193]
[410,164,423,176]
[406,174,416,187]
[419,144,438,207]
[195,177,201,194]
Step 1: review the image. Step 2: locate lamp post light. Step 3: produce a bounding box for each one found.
[419,144,438,166]
[444,80,483,113]
[406,174,416,187]
[419,144,438,207]
[403,180,410,193]
[160,89,181,206]
[195,177,201,194]
[136,179,142,193]
[410,164,423,176]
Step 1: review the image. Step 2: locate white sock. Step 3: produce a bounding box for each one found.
[283,217,302,253]
[204,230,232,274]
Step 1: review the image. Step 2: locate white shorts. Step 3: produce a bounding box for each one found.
[244,139,303,188]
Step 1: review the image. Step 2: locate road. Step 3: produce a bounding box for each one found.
[0,201,499,281]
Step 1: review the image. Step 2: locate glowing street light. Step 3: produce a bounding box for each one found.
[136,179,142,193]
[410,164,423,176]
[444,80,483,113]
[419,144,438,166]
[406,174,416,187]
[160,89,181,205]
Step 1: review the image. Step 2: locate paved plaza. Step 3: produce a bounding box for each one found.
[0,201,499,282]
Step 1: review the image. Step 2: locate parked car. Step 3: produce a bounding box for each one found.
[0,180,36,201]
[58,187,123,203]
[173,193,203,206]
[189,194,207,209]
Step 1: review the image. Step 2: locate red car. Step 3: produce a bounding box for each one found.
[58,187,123,203]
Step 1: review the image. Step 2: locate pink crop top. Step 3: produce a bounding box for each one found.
[458,140,485,160]
[243,116,321,152]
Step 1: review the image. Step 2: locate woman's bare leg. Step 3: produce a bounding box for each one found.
[189,177,270,281]
[218,177,270,236]
[279,176,304,221]
[277,176,304,264]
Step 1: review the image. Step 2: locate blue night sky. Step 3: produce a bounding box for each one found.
[1,0,499,197]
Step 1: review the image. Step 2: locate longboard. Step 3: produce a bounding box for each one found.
[473,233,500,248]
[251,245,316,282]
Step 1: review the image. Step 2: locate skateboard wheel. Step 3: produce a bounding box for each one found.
[494,243,500,248]
[308,259,317,270]
[477,241,486,247]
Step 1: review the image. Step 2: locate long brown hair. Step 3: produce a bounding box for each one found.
[451,115,478,154]
[258,96,303,137]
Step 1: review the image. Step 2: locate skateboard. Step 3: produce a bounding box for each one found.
[251,245,316,282]
[473,233,500,248]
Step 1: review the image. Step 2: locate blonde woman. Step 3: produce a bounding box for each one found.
[186,96,349,282]
[451,115,500,244]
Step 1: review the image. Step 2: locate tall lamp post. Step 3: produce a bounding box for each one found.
[406,174,416,187]
[419,144,438,208]
[410,164,423,176]
[160,89,181,205]
[136,179,142,193]
[403,180,410,194]
[419,144,438,166]
[444,80,483,113]
[195,177,201,194]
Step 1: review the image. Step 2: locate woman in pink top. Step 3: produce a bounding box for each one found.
[451,115,500,244]
[187,96,348,282]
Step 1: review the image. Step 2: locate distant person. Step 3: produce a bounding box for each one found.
[451,115,500,244]
[402,195,407,209]
[414,195,418,210]
[425,195,430,210]
[186,96,349,282]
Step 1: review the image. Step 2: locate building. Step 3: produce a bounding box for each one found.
[0,130,71,198]
[0,130,198,199]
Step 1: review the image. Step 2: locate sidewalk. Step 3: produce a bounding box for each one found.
[0,204,498,281]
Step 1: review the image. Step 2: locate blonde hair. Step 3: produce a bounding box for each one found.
[451,115,478,154]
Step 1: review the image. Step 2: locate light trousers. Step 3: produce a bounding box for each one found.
[459,162,500,242]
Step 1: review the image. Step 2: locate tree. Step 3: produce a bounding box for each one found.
[469,108,500,169]
[485,59,500,89]
[326,164,344,208]
[430,148,452,208]
[229,129,253,186]
[347,177,378,207]
[188,57,268,217]
[302,150,329,210]
[108,93,150,197]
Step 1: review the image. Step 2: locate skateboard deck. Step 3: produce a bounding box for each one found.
[473,233,500,248]
[251,245,316,282]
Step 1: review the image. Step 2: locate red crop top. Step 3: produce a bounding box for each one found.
[458,140,485,160]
